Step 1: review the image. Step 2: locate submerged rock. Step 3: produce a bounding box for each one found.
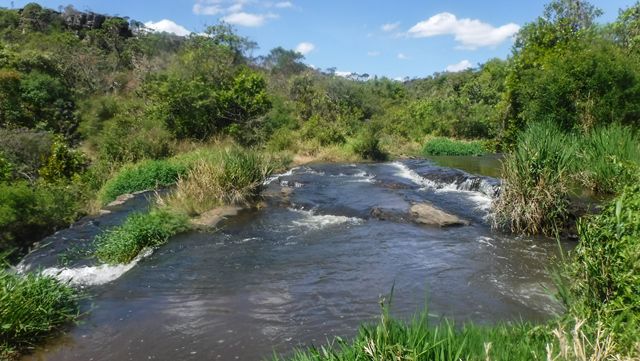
[370,207,408,222]
[409,203,470,227]
[191,206,243,228]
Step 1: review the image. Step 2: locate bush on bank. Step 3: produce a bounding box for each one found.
[565,182,640,353]
[0,269,79,360]
[422,137,489,156]
[491,122,576,236]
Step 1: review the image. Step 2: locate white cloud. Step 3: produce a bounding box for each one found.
[367,51,381,57]
[144,19,191,36]
[381,22,400,32]
[275,1,293,8]
[446,59,473,72]
[222,12,277,27]
[335,71,353,78]
[408,12,520,49]
[397,53,409,60]
[193,0,224,15]
[227,2,244,12]
[295,42,315,55]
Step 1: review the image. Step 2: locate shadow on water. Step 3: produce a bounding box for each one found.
[21,157,572,361]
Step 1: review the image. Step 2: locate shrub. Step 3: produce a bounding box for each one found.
[165,148,273,216]
[0,181,84,258]
[0,129,53,180]
[38,137,87,182]
[266,128,296,152]
[0,269,78,359]
[422,137,488,156]
[96,115,173,165]
[351,127,388,161]
[491,122,576,236]
[0,151,13,182]
[578,124,640,193]
[98,159,188,205]
[94,209,189,264]
[566,182,640,351]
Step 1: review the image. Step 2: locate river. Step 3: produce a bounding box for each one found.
[21,158,569,361]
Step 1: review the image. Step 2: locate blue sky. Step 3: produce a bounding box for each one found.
[7,0,637,78]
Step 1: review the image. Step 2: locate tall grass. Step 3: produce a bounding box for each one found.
[275,307,631,361]
[563,182,640,353]
[94,209,189,264]
[422,137,489,156]
[1,269,78,359]
[98,159,188,205]
[578,124,640,194]
[163,148,274,216]
[491,122,576,236]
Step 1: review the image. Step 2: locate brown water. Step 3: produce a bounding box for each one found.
[21,159,569,361]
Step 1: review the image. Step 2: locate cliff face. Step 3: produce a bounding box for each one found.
[61,10,108,31]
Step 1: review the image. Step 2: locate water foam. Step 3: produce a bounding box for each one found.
[390,161,494,211]
[40,248,153,286]
[290,209,363,230]
[263,167,298,185]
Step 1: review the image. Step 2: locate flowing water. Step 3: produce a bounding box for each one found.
[21,159,570,361]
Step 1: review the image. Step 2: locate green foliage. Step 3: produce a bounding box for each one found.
[422,137,489,156]
[96,114,173,164]
[0,181,84,258]
[612,2,640,52]
[275,308,554,361]
[147,67,271,142]
[0,269,78,359]
[165,148,274,215]
[492,122,576,236]
[578,124,640,193]
[351,126,388,161]
[39,138,87,182]
[94,209,189,264]
[0,151,13,182]
[567,182,640,352]
[0,129,53,181]
[98,159,188,205]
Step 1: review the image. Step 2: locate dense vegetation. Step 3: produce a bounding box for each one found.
[0,0,639,359]
[0,266,78,359]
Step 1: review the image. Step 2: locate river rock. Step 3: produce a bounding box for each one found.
[409,203,469,227]
[370,207,408,222]
[192,206,242,227]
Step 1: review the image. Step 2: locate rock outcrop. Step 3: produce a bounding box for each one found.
[409,203,469,227]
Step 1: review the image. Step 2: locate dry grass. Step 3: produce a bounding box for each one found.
[161,149,273,216]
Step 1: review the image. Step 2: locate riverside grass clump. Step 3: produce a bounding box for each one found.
[578,124,640,194]
[422,137,489,156]
[491,122,576,236]
[0,269,78,359]
[163,148,274,216]
[564,182,640,353]
[97,159,188,206]
[274,306,629,361]
[94,209,189,264]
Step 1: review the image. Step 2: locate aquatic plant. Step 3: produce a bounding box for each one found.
[491,122,576,236]
[0,269,78,359]
[422,137,489,156]
[94,209,189,264]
